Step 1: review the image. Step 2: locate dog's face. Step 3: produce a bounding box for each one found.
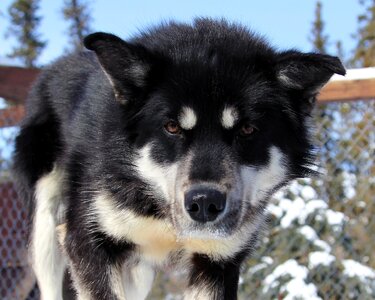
[84,20,345,239]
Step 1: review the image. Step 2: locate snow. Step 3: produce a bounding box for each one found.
[314,239,331,253]
[342,259,375,280]
[288,181,304,196]
[342,171,357,199]
[277,198,293,211]
[261,256,274,265]
[330,67,375,81]
[280,197,305,228]
[309,251,335,269]
[263,259,321,299]
[298,225,331,252]
[249,178,375,298]
[358,201,366,208]
[267,203,283,218]
[272,189,286,200]
[299,225,318,241]
[278,197,330,228]
[273,190,346,235]
[258,179,374,298]
[344,186,356,199]
[301,185,318,200]
[248,262,268,275]
[281,278,321,300]
[325,210,346,226]
[263,259,308,290]
[304,200,329,217]
[248,256,274,275]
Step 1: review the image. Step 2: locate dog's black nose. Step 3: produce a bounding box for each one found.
[184,187,226,222]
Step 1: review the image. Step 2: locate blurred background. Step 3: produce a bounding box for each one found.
[0,1,374,299]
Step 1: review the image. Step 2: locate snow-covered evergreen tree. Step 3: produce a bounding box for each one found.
[6,0,46,67]
[239,180,375,300]
[62,0,92,50]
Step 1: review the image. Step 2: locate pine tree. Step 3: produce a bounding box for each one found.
[6,0,46,67]
[62,0,92,50]
[351,0,375,67]
[309,1,328,53]
[336,40,345,62]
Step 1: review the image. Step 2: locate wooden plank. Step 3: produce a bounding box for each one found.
[0,105,25,127]
[318,78,375,103]
[0,65,374,106]
[0,66,40,104]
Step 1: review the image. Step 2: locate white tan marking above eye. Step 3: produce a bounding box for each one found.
[221,106,239,129]
[178,106,197,130]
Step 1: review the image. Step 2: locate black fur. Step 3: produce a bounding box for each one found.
[13,18,345,299]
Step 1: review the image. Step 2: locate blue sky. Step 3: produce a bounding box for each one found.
[0,0,363,66]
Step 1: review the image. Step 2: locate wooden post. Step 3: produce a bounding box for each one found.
[318,68,375,103]
[0,66,40,104]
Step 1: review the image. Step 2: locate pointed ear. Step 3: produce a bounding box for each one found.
[276,51,346,111]
[84,32,154,104]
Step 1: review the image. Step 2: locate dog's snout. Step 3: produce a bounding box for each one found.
[184,187,226,223]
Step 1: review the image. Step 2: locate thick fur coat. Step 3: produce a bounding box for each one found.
[13,18,345,300]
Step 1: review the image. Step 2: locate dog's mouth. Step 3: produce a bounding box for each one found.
[177,226,233,240]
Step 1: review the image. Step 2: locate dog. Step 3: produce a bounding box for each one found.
[12,18,345,300]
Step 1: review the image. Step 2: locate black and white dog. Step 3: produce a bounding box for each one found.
[13,18,345,300]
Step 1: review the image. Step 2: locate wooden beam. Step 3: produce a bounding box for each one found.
[318,78,375,103]
[0,65,374,106]
[0,66,40,104]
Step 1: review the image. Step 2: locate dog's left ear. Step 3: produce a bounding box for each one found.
[276,51,346,112]
[84,32,156,104]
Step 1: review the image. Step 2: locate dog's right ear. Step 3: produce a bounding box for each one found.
[275,51,345,113]
[84,32,155,104]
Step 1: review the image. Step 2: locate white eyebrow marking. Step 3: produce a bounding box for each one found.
[221,106,239,129]
[178,107,197,130]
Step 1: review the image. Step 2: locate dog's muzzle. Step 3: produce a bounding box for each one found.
[184,186,226,223]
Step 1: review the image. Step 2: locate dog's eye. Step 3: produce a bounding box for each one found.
[239,123,257,137]
[164,120,182,135]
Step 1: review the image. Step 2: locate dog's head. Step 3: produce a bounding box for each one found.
[85,19,345,239]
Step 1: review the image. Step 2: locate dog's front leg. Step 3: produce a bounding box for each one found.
[64,227,149,300]
[184,253,241,300]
